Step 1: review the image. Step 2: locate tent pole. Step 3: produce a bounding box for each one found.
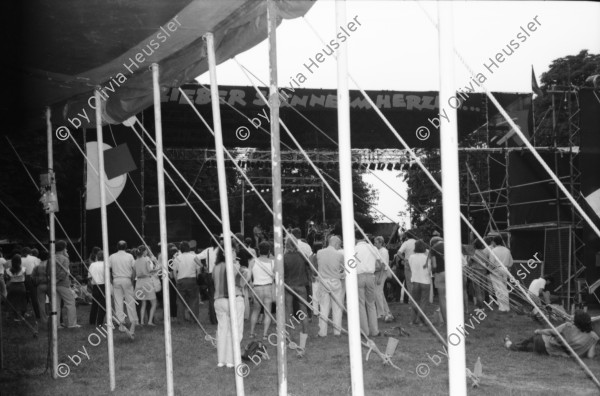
[266,2,287,394]
[437,3,467,394]
[205,35,246,396]
[45,108,58,379]
[94,89,116,391]
[321,181,326,224]
[335,2,365,395]
[241,179,245,234]
[151,63,175,396]
[82,128,87,260]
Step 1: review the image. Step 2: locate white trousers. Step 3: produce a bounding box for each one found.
[215,296,245,365]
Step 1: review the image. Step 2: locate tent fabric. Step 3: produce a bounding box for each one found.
[10,0,315,131]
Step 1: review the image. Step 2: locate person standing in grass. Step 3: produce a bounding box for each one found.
[284,236,311,343]
[21,247,41,319]
[109,240,136,335]
[374,236,393,321]
[6,254,27,321]
[409,240,431,326]
[505,310,598,358]
[355,231,381,337]
[248,242,274,339]
[88,250,107,326]
[213,248,251,368]
[396,230,417,300]
[55,241,80,328]
[489,235,513,312]
[32,251,50,323]
[172,241,200,323]
[315,235,345,337]
[428,236,445,323]
[134,246,158,326]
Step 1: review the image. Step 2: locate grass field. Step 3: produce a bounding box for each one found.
[1,300,599,396]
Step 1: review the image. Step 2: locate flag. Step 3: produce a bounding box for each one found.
[104,143,137,180]
[532,66,543,98]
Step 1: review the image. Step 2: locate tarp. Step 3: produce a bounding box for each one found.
[4,0,315,131]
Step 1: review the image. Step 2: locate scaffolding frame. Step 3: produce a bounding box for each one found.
[463,88,585,310]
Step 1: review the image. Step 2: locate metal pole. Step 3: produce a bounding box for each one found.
[82,128,87,260]
[335,2,364,395]
[505,151,510,247]
[141,130,146,242]
[266,3,287,394]
[94,90,116,391]
[151,63,175,396]
[321,181,326,224]
[568,225,572,311]
[437,2,467,394]
[45,108,58,379]
[241,180,245,234]
[205,36,246,396]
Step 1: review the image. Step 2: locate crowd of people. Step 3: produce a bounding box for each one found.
[1,225,598,369]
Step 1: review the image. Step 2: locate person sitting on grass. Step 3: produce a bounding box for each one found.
[504,310,598,358]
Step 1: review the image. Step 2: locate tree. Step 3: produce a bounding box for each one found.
[534,50,600,146]
[403,51,600,242]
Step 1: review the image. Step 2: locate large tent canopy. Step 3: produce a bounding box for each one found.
[5,0,315,131]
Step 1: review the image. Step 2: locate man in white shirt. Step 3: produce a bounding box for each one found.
[315,236,345,337]
[21,247,41,319]
[354,231,381,337]
[528,274,557,315]
[396,231,417,298]
[195,237,220,324]
[374,236,393,321]
[173,241,201,322]
[109,240,137,335]
[489,235,513,312]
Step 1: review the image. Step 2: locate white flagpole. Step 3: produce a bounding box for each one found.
[45,108,58,379]
[266,1,288,395]
[437,2,467,394]
[151,63,175,396]
[205,33,246,396]
[335,1,365,395]
[94,89,116,390]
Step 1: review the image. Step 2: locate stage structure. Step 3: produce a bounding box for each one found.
[464,86,600,309]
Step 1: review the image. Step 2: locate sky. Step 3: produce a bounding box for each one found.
[198,1,600,225]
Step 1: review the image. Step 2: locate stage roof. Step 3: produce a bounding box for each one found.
[152,84,532,149]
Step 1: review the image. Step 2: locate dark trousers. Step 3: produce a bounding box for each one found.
[410,282,430,324]
[305,284,312,318]
[89,284,106,326]
[7,283,27,318]
[25,276,40,319]
[176,278,199,322]
[207,276,217,324]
